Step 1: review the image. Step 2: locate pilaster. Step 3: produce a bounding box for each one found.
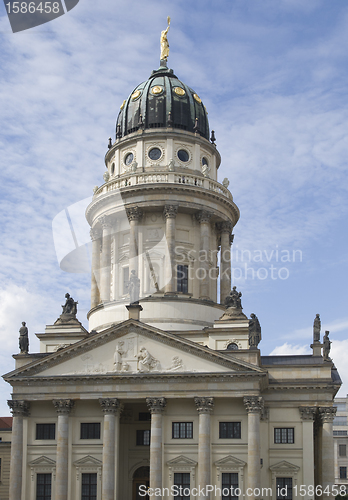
[8,400,30,500]
[244,396,263,500]
[163,205,178,294]
[99,398,121,500]
[147,397,167,494]
[195,397,214,500]
[53,399,74,500]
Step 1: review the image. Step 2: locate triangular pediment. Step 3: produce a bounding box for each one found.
[4,320,265,380]
[74,456,102,466]
[29,456,56,466]
[167,455,197,466]
[215,455,246,467]
[269,461,300,472]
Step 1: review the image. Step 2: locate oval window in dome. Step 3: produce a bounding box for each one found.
[151,85,163,95]
[193,93,202,104]
[174,87,186,97]
[226,342,238,351]
[202,157,208,167]
[124,152,134,165]
[131,90,141,101]
[148,147,162,161]
[177,149,190,163]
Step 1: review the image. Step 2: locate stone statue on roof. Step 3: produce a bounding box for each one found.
[249,313,261,348]
[19,322,29,354]
[313,314,321,343]
[62,293,78,316]
[323,330,331,361]
[160,17,171,61]
[225,286,242,309]
[129,270,140,303]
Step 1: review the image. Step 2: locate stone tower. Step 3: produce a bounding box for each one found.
[86,60,239,333]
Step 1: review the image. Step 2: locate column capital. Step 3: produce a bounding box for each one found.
[99,214,114,229]
[243,396,263,413]
[319,406,337,423]
[146,397,167,414]
[217,220,233,234]
[53,399,75,415]
[126,206,143,222]
[163,205,178,219]
[299,406,317,421]
[90,227,102,241]
[196,210,213,224]
[194,396,214,414]
[99,398,121,414]
[7,400,30,417]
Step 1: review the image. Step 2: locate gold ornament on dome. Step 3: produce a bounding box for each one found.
[120,100,126,110]
[193,94,202,104]
[151,85,163,95]
[174,87,186,96]
[160,16,171,61]
[131,90,141,101]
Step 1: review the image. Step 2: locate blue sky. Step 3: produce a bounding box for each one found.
[0,0,348,415]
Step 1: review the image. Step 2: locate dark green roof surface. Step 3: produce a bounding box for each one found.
[116,64,209,140]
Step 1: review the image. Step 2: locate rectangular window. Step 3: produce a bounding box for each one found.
[136,429,150,446]
[36,424,55,440]
[334,430,348,436]
[172,422,193,439]
[177,265,188,294]
[36,473,51,500]
[333,416,348,426]
[123,267,129,294]
[276,477,292,500]
[222,472,239,500]
[219,422,241,439]
[274,428,294,444]
[174,472,190,500]
[81,473,97,500]
[139,412,151,421]
[80,423,101,440]
[340,467,347,479]
[339,444,347,457]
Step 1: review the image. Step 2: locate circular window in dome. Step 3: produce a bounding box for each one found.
[226,342,239,351]
[177,149,190,163]
[151,85,163,95]
[148,147,162,161]
[124,152,134,165]
[193,93,202,104]
[174,87,186,97]
[202,157,209,167]
[131,90,141,101]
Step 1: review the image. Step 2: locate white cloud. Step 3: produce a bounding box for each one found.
[269,343,311,356]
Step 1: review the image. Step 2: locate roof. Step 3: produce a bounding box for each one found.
[261,355,324,366]
[0,416,13,430]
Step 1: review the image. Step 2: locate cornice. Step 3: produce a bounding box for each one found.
[4,321,266,380]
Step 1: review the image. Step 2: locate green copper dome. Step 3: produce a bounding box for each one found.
[116,64,210,141]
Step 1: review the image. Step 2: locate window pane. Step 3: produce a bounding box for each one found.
[174,472,190,500]
[82,473,97,500]
[36,424,55,440]
[339,444,347,457]
[222,472,238,500]
[276,478,292,500]
[340,467,347,479]
[36,473,51,500]
[219,422,241,439]
[80,423,101,440]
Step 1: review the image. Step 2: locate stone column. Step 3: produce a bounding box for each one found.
[299,407,316,498]
[53,399,74,500]
[90,227,101,309]
[163,205,178,294]
[146,397,167,492]
[126,207,142,276]
[319,407,337,491]
[99,398,121,500]
[244,396,263,500]
[194,397,214,500]
[8,400,30,500]
[196,211,212,300]
[99,215,113,303]
[218,221,233,304]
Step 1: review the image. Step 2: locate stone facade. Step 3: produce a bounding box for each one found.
[0,417,12,500]
[333,396,348,487]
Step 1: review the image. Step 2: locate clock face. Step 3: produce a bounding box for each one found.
[227,342,238,350]
[125,152,134,165]
[148,147,162,161]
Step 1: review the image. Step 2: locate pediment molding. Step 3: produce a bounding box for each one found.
[4,320,265,380]
[270,461,300,472]
[167,455,197,466]
[74,455,102,466]
[215,455,246,467]
[29,456,56,466]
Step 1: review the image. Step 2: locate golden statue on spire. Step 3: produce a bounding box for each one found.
[160,16,171,61]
